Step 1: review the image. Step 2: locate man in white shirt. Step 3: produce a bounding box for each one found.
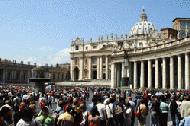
[105,98,115,126]
[97,97,106,126]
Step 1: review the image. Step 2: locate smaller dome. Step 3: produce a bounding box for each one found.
[129,9,156,38]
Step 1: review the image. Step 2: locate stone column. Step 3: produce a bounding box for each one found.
[162,58,166,89]
[148,60,152,88]
[28,71,31,80]
[20,71,23,82]
[134,61,138,89]
[99,56,103,79]
[140,61,145,88]
[3,69,6,82]
[97,57,100,79]
[122,62,127,78]
[178,55,182,89]
[155,59,159,88]
[106,56,109,80]
[79,57,84,80]
[14,70,16,81]
[111,63,116,88]
[12,71,15,80]
[88,57,92,79]
[70,59,74,81]
[185,53,190,89]
[170,57,174,89]
[116,64,121,87]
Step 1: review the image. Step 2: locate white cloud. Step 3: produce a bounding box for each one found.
[48,48,70,65]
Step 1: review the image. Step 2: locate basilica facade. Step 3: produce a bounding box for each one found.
[70,9,190,89]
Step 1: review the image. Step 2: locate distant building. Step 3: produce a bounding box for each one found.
[0,59,34,84]
[70,9,190,89]
[161,28,178,40]
[173,18,190,38]
[32,63,70,82]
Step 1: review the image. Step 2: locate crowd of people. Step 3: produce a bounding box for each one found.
[1,84,190,126]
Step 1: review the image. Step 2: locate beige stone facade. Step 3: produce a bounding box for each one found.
[32,63,70,82]
[173,18,190,38]
[0,59,34,84]
[70,9,190,89]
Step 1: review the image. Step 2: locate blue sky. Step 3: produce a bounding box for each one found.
[0,0,189,65]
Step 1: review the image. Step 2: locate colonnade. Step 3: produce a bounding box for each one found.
[0,69,31,83]
[133,53,190,89]
[71,56,110,80]
[71,52,190,90]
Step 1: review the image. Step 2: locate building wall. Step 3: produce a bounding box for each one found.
[173,19,190,38]
[70,14,190,89]
[32,64,70,82]
[0,59,33,84]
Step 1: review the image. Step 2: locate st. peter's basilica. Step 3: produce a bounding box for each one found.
[70,9,190,89]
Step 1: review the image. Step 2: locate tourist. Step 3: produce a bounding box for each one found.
[57,105,74,126]
[128,96,135,126]
[149,95,160,126]
[180,95,190,118]
[0,104,13,126]
[179,108,190,126]
[105,98,115,126]
[114,99,124,126]
[36,106,55,126]
[159,95,169,126]
[16,107,41,126]
[169,95,179,126]
[88,106,100,126]
[125,102,132,126]
[96,97,106,126]
[13,102,26,126]
[0,111,6,126]
[80,103,88,126]
[136,99,148,126]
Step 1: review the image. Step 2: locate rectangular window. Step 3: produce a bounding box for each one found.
[93,66,97,69]
[92,57,97,64]
[180,21,188,28]
[75,45,79,50]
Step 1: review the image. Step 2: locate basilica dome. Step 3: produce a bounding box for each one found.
[129,9,156,38]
